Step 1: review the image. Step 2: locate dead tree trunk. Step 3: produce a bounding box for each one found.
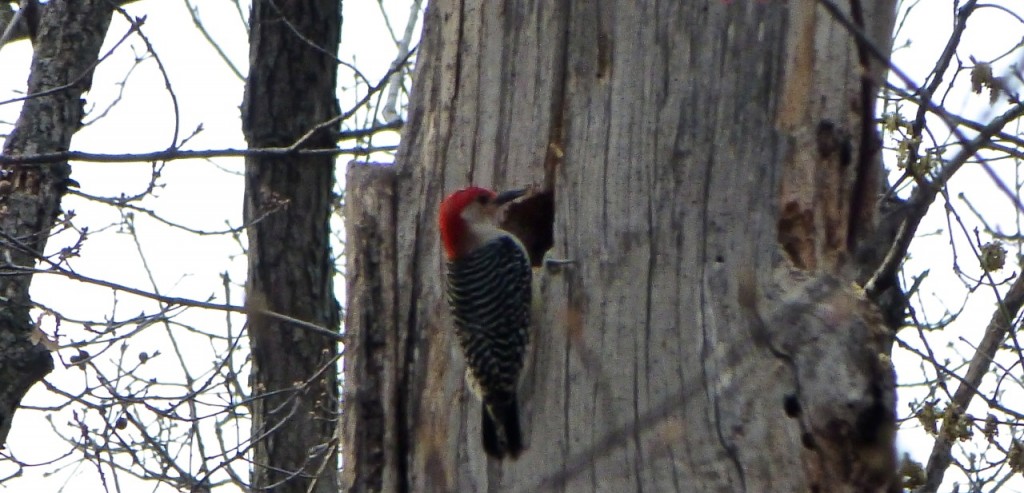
[0,0,112,448]
[344,1,899,491]
[241,1,341,491]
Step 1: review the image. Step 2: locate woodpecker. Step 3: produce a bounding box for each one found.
[439,186,532,459]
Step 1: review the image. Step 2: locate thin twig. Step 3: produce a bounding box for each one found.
[183,0,245,81]
[917,273,1024,492]
[0,261,343,342]
[0,145,398,165]
[865,102,1024,297]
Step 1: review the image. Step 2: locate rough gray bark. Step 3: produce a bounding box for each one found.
[0,0,132,46]
[344,1,900,492]
[0,0,112,448]
[241,1,341,491]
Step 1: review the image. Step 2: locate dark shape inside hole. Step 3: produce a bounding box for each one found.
[501,189,555,267]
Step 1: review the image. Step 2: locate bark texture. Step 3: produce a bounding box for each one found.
[241,1,341,491]
[0,0,112,448]
[342,165,400,492]
[344,1,899,492]
[0,0,133,45]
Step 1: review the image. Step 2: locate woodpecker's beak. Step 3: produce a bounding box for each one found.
[494,188,527,205]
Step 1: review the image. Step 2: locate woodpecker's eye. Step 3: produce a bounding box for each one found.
[476,195,489,204]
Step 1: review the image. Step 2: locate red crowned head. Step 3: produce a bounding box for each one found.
[439,186,525,259]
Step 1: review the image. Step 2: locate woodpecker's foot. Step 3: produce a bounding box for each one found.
[543,257,575,273]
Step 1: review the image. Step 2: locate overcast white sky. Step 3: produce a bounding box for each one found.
[1,1,1022,491]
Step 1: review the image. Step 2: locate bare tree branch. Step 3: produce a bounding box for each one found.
[3,262,345,342]
[865,101,1024,298]
[919,274,1024,492]
[379,0,422,123]
[0,144,399,165]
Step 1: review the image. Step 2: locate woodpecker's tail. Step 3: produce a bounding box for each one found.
[482,392,523,459]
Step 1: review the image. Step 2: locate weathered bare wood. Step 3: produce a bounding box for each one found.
[344,1,900,491]
[341,164,401,493]
[241,1,342,492]
[0,0,112,448]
